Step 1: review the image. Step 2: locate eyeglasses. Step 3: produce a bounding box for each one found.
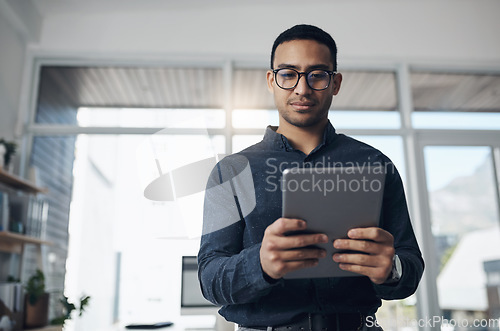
[273,68,335,91]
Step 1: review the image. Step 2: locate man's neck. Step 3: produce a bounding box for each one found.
[276,119,328,155]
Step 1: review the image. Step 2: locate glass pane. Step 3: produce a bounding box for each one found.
[78,107,226,128]
[330,111,400,129]
[424,146,500,326]
[232,109,278,128]
[27,135,76,292]
[63,133,225,330]
[36,66,224,124]
[376,296,418,330]
[411,72,500,112]
[352,136,406,184]
[232,135,263,153]
[412,112,500,130]
[233,69,274,109]
[334,71,398,111]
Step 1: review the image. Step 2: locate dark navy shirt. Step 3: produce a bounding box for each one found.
[198,122,424,327]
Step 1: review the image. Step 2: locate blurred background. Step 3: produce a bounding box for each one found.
[1,1,500,330]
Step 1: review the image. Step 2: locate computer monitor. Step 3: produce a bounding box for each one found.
[180,256,234,331]
[180,256,217,315]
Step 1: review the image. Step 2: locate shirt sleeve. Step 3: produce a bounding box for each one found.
[372,161,425,299]
[197,156,280,306]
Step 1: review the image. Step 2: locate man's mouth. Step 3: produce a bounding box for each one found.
[289,100,315,112]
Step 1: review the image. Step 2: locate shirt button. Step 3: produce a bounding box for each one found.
[280,144,284,149]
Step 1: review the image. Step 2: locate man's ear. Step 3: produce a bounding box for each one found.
[332,72,342,96]
[266,70,275,93]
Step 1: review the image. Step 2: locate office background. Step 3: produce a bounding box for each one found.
[1,1,500,330]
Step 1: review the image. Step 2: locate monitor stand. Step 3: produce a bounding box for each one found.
[182,313,234,331]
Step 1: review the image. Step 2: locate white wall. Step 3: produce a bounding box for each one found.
[37,1,500,64]
[0,12,26,140]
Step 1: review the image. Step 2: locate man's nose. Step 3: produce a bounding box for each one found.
[294,74,312,95]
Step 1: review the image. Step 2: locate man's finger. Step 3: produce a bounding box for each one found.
[266,218,307,235]
[333,238,387,254]
[333,252,385,268]
[347,227,393,244]
[262,251,321,279]
[280,247,327,261]
[269,233,329,250]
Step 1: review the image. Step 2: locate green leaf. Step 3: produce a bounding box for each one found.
[24,269,46,305]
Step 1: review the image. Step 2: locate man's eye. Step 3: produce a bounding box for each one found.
[310,72,328,79]
[279,72,297,79]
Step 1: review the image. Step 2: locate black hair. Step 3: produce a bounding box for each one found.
[270,24,337,70]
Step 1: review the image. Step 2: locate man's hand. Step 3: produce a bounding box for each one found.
[332,227,395,284]
[260,218,328,280]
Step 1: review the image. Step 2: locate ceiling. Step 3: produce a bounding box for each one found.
[30,0,284,17]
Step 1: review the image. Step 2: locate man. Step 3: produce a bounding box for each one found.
[198,24,424,330]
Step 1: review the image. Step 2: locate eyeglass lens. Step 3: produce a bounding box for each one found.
[275,69,331,90]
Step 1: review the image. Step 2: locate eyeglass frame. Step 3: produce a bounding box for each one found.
[272,68,336,91]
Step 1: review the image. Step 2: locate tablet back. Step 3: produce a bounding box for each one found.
[282,166,386,279]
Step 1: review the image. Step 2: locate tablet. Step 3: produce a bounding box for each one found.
[281,166,386,279]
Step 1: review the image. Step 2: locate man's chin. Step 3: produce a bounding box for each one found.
[283,115,325,128]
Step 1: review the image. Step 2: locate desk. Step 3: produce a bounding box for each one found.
[111,315,235,331]
[43,315,235,331]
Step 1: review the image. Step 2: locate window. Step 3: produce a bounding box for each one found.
[423,146,500,324]
[411,72,500,112]
[26,63,500,330]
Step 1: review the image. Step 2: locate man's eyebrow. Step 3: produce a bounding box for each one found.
[276,63,300,69]
[276,63,333,71]
[309,64,332,70]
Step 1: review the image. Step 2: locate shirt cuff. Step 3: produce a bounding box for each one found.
[243,244,282,291]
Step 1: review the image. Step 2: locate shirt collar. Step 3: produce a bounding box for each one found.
[263,120,338,152]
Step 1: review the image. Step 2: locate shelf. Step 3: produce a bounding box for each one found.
[23,326,63,331]
[0,169,47,194]
[0,231,51,254]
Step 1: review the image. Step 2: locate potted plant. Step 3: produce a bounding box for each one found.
[0,138,17,171]
[24,269,49,329]
[51,294,90,326]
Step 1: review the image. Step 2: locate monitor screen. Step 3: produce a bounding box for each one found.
[180,256,217,314]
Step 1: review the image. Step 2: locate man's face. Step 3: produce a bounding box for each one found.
[267,39,342,129]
